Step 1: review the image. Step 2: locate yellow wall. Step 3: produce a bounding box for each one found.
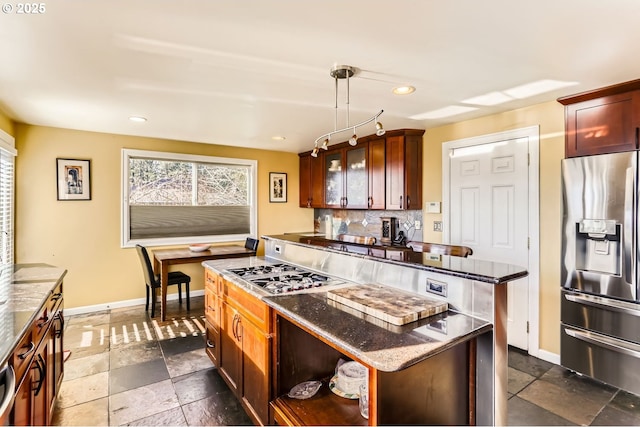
[420,100,565,354]
[14,124,313,309]
[10,101,566,353]
[0,110,14,137]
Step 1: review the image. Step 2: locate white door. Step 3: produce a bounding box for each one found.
[448,136,530,350]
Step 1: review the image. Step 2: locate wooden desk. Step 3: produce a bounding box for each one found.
[153,245,256,321]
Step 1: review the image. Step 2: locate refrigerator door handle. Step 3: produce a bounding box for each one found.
[624,166,635,284]
[564,292,640,317]
[564,326,640,359]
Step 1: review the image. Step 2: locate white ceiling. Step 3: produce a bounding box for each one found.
[1,0,639,153]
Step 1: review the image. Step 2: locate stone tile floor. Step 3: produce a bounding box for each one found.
[52,296,640,426]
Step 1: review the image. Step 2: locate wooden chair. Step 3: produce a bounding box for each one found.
[135,244,191,318]
[406,241,473,258]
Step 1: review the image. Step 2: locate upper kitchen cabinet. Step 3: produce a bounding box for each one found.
[325,144,367,209]
[298,129,423,210]
[385,129,425,210]
[299,152,324,208]
[558,79,640,157]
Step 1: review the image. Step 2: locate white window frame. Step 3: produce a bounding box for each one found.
[0,129,16,267]
[121,148,258,248]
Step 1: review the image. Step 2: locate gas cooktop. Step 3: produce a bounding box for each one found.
[227,263,342,294]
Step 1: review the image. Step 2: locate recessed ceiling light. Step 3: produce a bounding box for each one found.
[393,86,416,95]
[504,80,579,99]
[271,136,286,141]
[409,105,477,120]
[129,116,147,122]
[462,91,514,106]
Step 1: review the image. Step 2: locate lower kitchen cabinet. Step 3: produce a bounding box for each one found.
[205,271,271,426]
[11,282,64,426]
[204,270,221,367]
[219,300,271,425]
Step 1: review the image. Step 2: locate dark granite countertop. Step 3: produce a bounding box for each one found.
[0,264,67,368]
[203,258,491,372]
[262,291,491,372]
[263,234,528,285]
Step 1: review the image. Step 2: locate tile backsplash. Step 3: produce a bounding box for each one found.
[314,209,424,243]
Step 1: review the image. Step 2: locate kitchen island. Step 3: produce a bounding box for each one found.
[202,234,527,425]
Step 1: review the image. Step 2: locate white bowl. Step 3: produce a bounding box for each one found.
[188,244,211,252]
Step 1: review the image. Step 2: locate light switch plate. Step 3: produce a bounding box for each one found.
[433,221,443,232]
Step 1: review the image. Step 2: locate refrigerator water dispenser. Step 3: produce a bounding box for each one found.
[575,219,621,276]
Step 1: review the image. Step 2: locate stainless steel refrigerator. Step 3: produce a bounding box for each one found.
[561,151,640,395]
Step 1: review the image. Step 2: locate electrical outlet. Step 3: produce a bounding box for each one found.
[415,220,421,230]
[433,221,443,232]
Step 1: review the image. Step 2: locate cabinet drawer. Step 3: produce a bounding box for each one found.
[205,289,220,328]
[47,283,63,313]
[222,279,269,332]
[205,270,218,291]
[32,305,50,347]
[11,328,35,383]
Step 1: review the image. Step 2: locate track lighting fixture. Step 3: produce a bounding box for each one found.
[349,129,358,146]
[313,65,384,152]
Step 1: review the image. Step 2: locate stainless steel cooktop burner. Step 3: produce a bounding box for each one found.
[227,263,338,294]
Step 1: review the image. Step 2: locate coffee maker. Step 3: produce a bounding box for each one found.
[380,217,396,245]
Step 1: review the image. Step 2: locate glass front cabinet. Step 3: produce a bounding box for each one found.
[324,145,369,209]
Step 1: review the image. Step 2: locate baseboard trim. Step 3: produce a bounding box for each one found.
[535,348,560,365]
[63,289,205,316]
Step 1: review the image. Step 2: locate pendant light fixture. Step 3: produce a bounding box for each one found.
[311,65,384,157]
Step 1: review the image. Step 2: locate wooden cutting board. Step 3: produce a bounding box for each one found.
[326,284,448,326]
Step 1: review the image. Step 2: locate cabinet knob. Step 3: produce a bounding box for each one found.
[407,195,411,209]
[206,339,216,349]
[368,197,372,208]
[399,195,403,208]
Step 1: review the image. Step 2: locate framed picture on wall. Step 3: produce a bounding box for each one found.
[269,172,287,203]
[56,158,91,200]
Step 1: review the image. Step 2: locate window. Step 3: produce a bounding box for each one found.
[121,149,257,247]
[0,130,15,267]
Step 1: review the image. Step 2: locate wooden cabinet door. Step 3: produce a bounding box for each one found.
[12,368,33,426]
[239,315,271,424]
[385,134,422,210]
[404,133,422,210]
[324,150,344,208]
[31,351,47,427]
[299,153,324,208]
[299,154,311,207]
[219,302,241,393]
[565,91,640,157]
[47,307,64,421]
[205,322,221,367]
[344,146,368,209]
[368,138,386,209]
[386,135,405,209]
